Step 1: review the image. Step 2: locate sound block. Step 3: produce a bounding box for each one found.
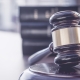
[19,63,80,80]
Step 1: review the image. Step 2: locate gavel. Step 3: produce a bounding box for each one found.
[28,10,80,67]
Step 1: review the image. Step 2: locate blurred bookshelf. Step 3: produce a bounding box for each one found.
[1,0,80,55]
[18,0,80,55]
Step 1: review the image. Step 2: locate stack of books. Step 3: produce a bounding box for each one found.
[19,7,53,55]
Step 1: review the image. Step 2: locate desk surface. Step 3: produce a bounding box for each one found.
[0,31,53,80]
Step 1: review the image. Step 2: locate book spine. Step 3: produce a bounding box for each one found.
[23,39,51,46]
[21,26,51,39]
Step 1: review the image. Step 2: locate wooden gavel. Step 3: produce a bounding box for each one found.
[28,10,80,67]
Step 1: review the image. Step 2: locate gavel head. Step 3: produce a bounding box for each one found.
[49,10,80,67]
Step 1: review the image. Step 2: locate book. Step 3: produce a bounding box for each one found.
[22,39,51,55]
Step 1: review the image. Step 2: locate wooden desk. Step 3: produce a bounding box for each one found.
[0,31,53,80]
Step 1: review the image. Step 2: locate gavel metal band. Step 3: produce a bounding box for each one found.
[52,26,80,48]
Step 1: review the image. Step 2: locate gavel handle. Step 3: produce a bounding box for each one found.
[28,42,53,66]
